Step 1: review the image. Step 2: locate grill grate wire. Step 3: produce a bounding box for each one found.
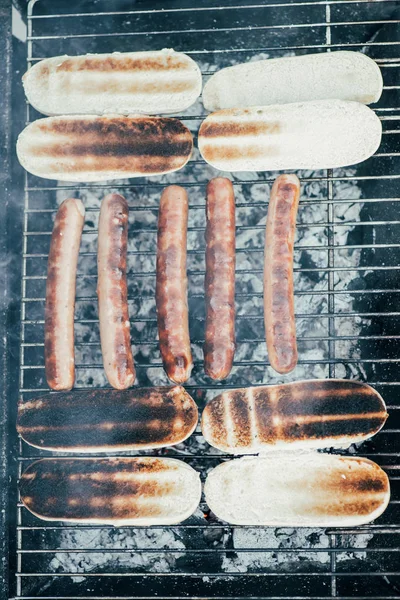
[13,0,400,598]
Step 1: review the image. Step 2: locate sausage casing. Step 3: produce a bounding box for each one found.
[264,174,300,374]
[97,193,135,389]
[204,177,236,379]
[156,186,193,383]
[45,198,85,390]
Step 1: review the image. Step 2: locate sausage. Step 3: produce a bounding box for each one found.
[97,193,135,389]
[156,186,193,383]
[264,174,300,374]
[45,198,85,391]
[204,177,236,379]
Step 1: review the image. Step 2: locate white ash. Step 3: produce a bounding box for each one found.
[50,527,188,582]
[222,528,374,573]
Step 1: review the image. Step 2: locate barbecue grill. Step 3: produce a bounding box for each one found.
[1,0,400,598]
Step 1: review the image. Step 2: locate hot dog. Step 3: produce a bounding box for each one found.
[156,186,193,383]
[97,193,135,389]
[45,198,85,391]
[264,174,300,374]
[204,178,236,379]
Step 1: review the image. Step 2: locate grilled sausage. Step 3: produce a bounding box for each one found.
[17,386,198,452]
[205,454,390,527]
[97,193,135,389]
[204,178,236,379]
[20,457,202,525]
[45,198,85,391]
[156,186,193,383]
[17,115,193,182]
[264,174,300,374]
[201,379,388,454]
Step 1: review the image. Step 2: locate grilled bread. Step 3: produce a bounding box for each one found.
[23,49,202,116]
[201,380,387,454]
[20,457,201,525]
[198,100,382,171]
[204,454,390,526]
[16,115,193,181]
[203,51,383,111]
[17,386,198,452]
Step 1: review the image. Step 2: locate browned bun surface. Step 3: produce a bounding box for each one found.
[201,379,387,453]
[17,115,193,181]
[204,454,390,526]
[18,386,198,452]
[20,457,201,525]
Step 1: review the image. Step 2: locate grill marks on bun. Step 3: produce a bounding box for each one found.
[201,380,387,453]
[16,115,193,181]
[20,457,202,525]
[17,387,198,452]
[23,50,202,115]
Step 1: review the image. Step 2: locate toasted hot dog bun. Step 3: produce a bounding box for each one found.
[201,380,387,454]
[203,51,383,111]
[17,115,193,182]
[23,49,202,116]
[17,386,198,452]
[20,457,201,525]
[204,454,390,526]
[198,100,382,171]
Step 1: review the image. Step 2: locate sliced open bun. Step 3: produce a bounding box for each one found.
[201,379,387,454]
[198,100,382,171]
[20,457,201,525]
[17,115,193,182]
[203,51,383,111]
[18,386,198,452]
[23,49,202,116]
[205,454,390,526]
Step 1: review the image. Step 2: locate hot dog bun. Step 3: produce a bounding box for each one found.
[204,454,390,526]
[18,386,198,452]
[23,49,202,116]
[201,380,387,454]
[20,457,201,525]
[198,100,382,171]
[17,115,193,182]
[203,51,383,111]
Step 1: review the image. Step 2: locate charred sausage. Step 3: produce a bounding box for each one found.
[97,193,135,389]
[45,198,85,390]
[204,177,236,379]
[264,174,300,374]
[156,186,193,383]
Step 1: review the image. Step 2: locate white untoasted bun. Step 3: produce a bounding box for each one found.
[23,49,202,116]
[198,100,382,171]
[17,115,193,182]
[204,454,390,527]
[20,457,201,526]
[203,51,383,111]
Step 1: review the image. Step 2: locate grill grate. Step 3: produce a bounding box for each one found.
[13,0,400,598]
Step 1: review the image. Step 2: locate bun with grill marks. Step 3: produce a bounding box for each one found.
[23,49,202,116]
[18,386,198,453]
[20,457,201,526]
[198,100,382,172]
[16,115,193,182]
[201,379,387,454]
[204,454,390,527]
